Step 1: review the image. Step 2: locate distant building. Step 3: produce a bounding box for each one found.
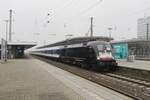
[111,39,150,60]
[137,17,150,39]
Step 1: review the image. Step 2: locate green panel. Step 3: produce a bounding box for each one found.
[112,43,128,59]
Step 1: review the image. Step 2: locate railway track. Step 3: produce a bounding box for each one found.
[105,73,150,87]
[33,56,150,100]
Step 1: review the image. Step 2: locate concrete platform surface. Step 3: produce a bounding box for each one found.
[118,59,150,71]
[0,58,133,100]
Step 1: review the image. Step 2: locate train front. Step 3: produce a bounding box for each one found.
[89,41,118,71]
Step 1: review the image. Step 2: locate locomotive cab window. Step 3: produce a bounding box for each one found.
[105,44,111,52]
[97,45,104,52]
[88,47,95,58]
[97,44,111,52]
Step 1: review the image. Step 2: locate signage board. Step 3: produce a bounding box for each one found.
[112,43,128,59]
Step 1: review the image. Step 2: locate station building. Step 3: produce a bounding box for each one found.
[111,39,150,60]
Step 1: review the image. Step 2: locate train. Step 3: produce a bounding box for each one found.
[30,38,118,71]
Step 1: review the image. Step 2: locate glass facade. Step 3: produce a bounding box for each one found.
[112,41,150,60]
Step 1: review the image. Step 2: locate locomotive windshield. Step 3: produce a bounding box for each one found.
[97,44,111,52]
[96,43,113,60]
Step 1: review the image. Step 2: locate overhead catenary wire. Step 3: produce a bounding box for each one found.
[43,0,80,29]
[64,0,150,32]
[77,0,103,17]
[44,0,103,25]
[66,0,103,23]
[42,0,75,27]
[63,0,103,36]
[46,0,75,22]
[54,1,149,32]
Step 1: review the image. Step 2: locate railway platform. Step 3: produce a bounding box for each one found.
[0,58,133,100]
[117,59,150,71]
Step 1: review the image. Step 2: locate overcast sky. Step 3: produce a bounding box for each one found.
[0,0,150,45]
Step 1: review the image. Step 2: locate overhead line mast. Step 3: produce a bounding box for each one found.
[90,17,94,37]
[9,9,12,42]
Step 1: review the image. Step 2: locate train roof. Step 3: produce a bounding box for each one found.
[37,36,113,49]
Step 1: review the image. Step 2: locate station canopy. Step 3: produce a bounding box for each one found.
[0,41,37,49]
[37,36,113,49]
[111,38,150,45]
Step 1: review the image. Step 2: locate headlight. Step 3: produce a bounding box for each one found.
[97,56,100,60]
